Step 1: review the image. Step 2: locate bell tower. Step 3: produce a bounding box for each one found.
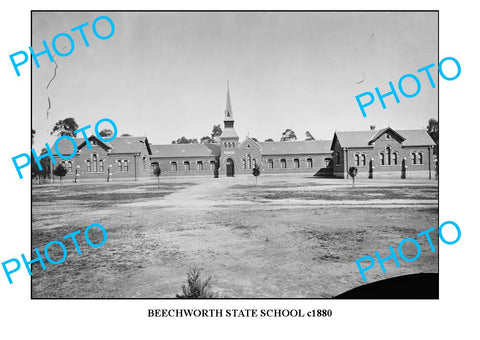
[220,81,239,143]
[219,81,239,177]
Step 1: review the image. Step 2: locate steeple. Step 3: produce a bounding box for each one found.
[220,81,238,140]
[225,80,233,121]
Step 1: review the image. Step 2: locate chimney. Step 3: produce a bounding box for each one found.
[370,125,376,131]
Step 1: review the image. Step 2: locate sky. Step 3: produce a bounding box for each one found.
[32,11,438,148]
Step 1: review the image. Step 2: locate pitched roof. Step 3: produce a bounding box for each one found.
[220,128,239,138]
[53,135,150,156]
[258,140,332,155]
[332,128,435,149]
[150,143,221,158]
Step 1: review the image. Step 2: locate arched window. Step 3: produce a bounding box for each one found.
[280,159,287,169]
[242,159,246,170]
[307,158,313,168]
[224,143,227,148]
[86,160,91,172]
[247,154,252,169]
[411,152,417,165]
[354,154,359,166]
[253,159,257,168]
[380,153,385,165]
[418,152,423,164]
[99,160,104,172]
[386,147,391,165]
[361,154,366,166]
[171,162,177,171]
[210,161,216,170]
[392,152,398,165]
[293,158,300,168]
[67,161,73,173]
[268,159,274,169]
[336,152,340,164]
[232,143,235,148]
[197,161,203,171]
[117,160,122,172]
[93,154,98,172]
[143,157,146,169]
[228,142,231,148]
[184,161,190,171]
[123,160,129,171]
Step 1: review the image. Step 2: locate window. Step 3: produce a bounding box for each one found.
[99,160,104,172]
[91,139,97,146]
[267,159,274,169]
[224,143,227,148]
[93,154,98,172]
[171,162,177,171]
[197,161,203,171]
[253,159,257,168]
[411,152,417,165]
[307,158,313,168]
[242,159,246,170]
[393,152,398,165]
[354,154,360,166]
[386,134,391,140]
[247,144,251,148]
[293,158,300,168]
[386,147,391,165]
[210,161,216,170]
[361,154,366,166]
[228,142,231,148]
[336,152,340,164]
[117,160,122,172]
[143,157,146,169]
[247,155,252,169]
[418,152,423,164]
[380,153,385,165]
[68,161,73,173]
[232,143,235,148]
[86,160,91,172]
[124,160,128,171]
[184,161,190,171]
[280,159,287,169]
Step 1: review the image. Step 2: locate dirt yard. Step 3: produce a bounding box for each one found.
[31,175,438,298]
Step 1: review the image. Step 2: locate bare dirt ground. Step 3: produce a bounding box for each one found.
[31,175,438,298]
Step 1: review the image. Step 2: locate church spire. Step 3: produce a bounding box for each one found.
[225,80,233,120]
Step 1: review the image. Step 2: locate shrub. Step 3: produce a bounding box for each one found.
[176,268,215,298]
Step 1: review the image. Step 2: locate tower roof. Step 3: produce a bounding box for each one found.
[224,81,233,121]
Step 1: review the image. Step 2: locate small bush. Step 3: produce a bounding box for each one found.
[176,268,215,298]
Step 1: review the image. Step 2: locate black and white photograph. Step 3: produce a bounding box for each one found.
[30,11,439,299]
[4,0,480,338]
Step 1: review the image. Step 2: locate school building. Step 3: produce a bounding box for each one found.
[52,85,436,181]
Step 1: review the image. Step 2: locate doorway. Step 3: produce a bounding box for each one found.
[226,158,235,177]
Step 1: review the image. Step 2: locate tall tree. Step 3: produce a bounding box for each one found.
[281,129,297,141]
[200,136,213,144]
[172,136,199,144]
[53,164,67,188]
[427,118,439,155]
[211,124,223,140]
[99,129,113,138]
[51,118,79,137]
[305,131,315,141]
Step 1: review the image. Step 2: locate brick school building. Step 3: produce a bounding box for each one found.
[52,85,436,181]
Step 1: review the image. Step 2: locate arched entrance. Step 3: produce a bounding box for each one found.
[226,158,235,177]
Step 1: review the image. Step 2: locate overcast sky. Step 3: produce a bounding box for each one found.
[32,11,438,147]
